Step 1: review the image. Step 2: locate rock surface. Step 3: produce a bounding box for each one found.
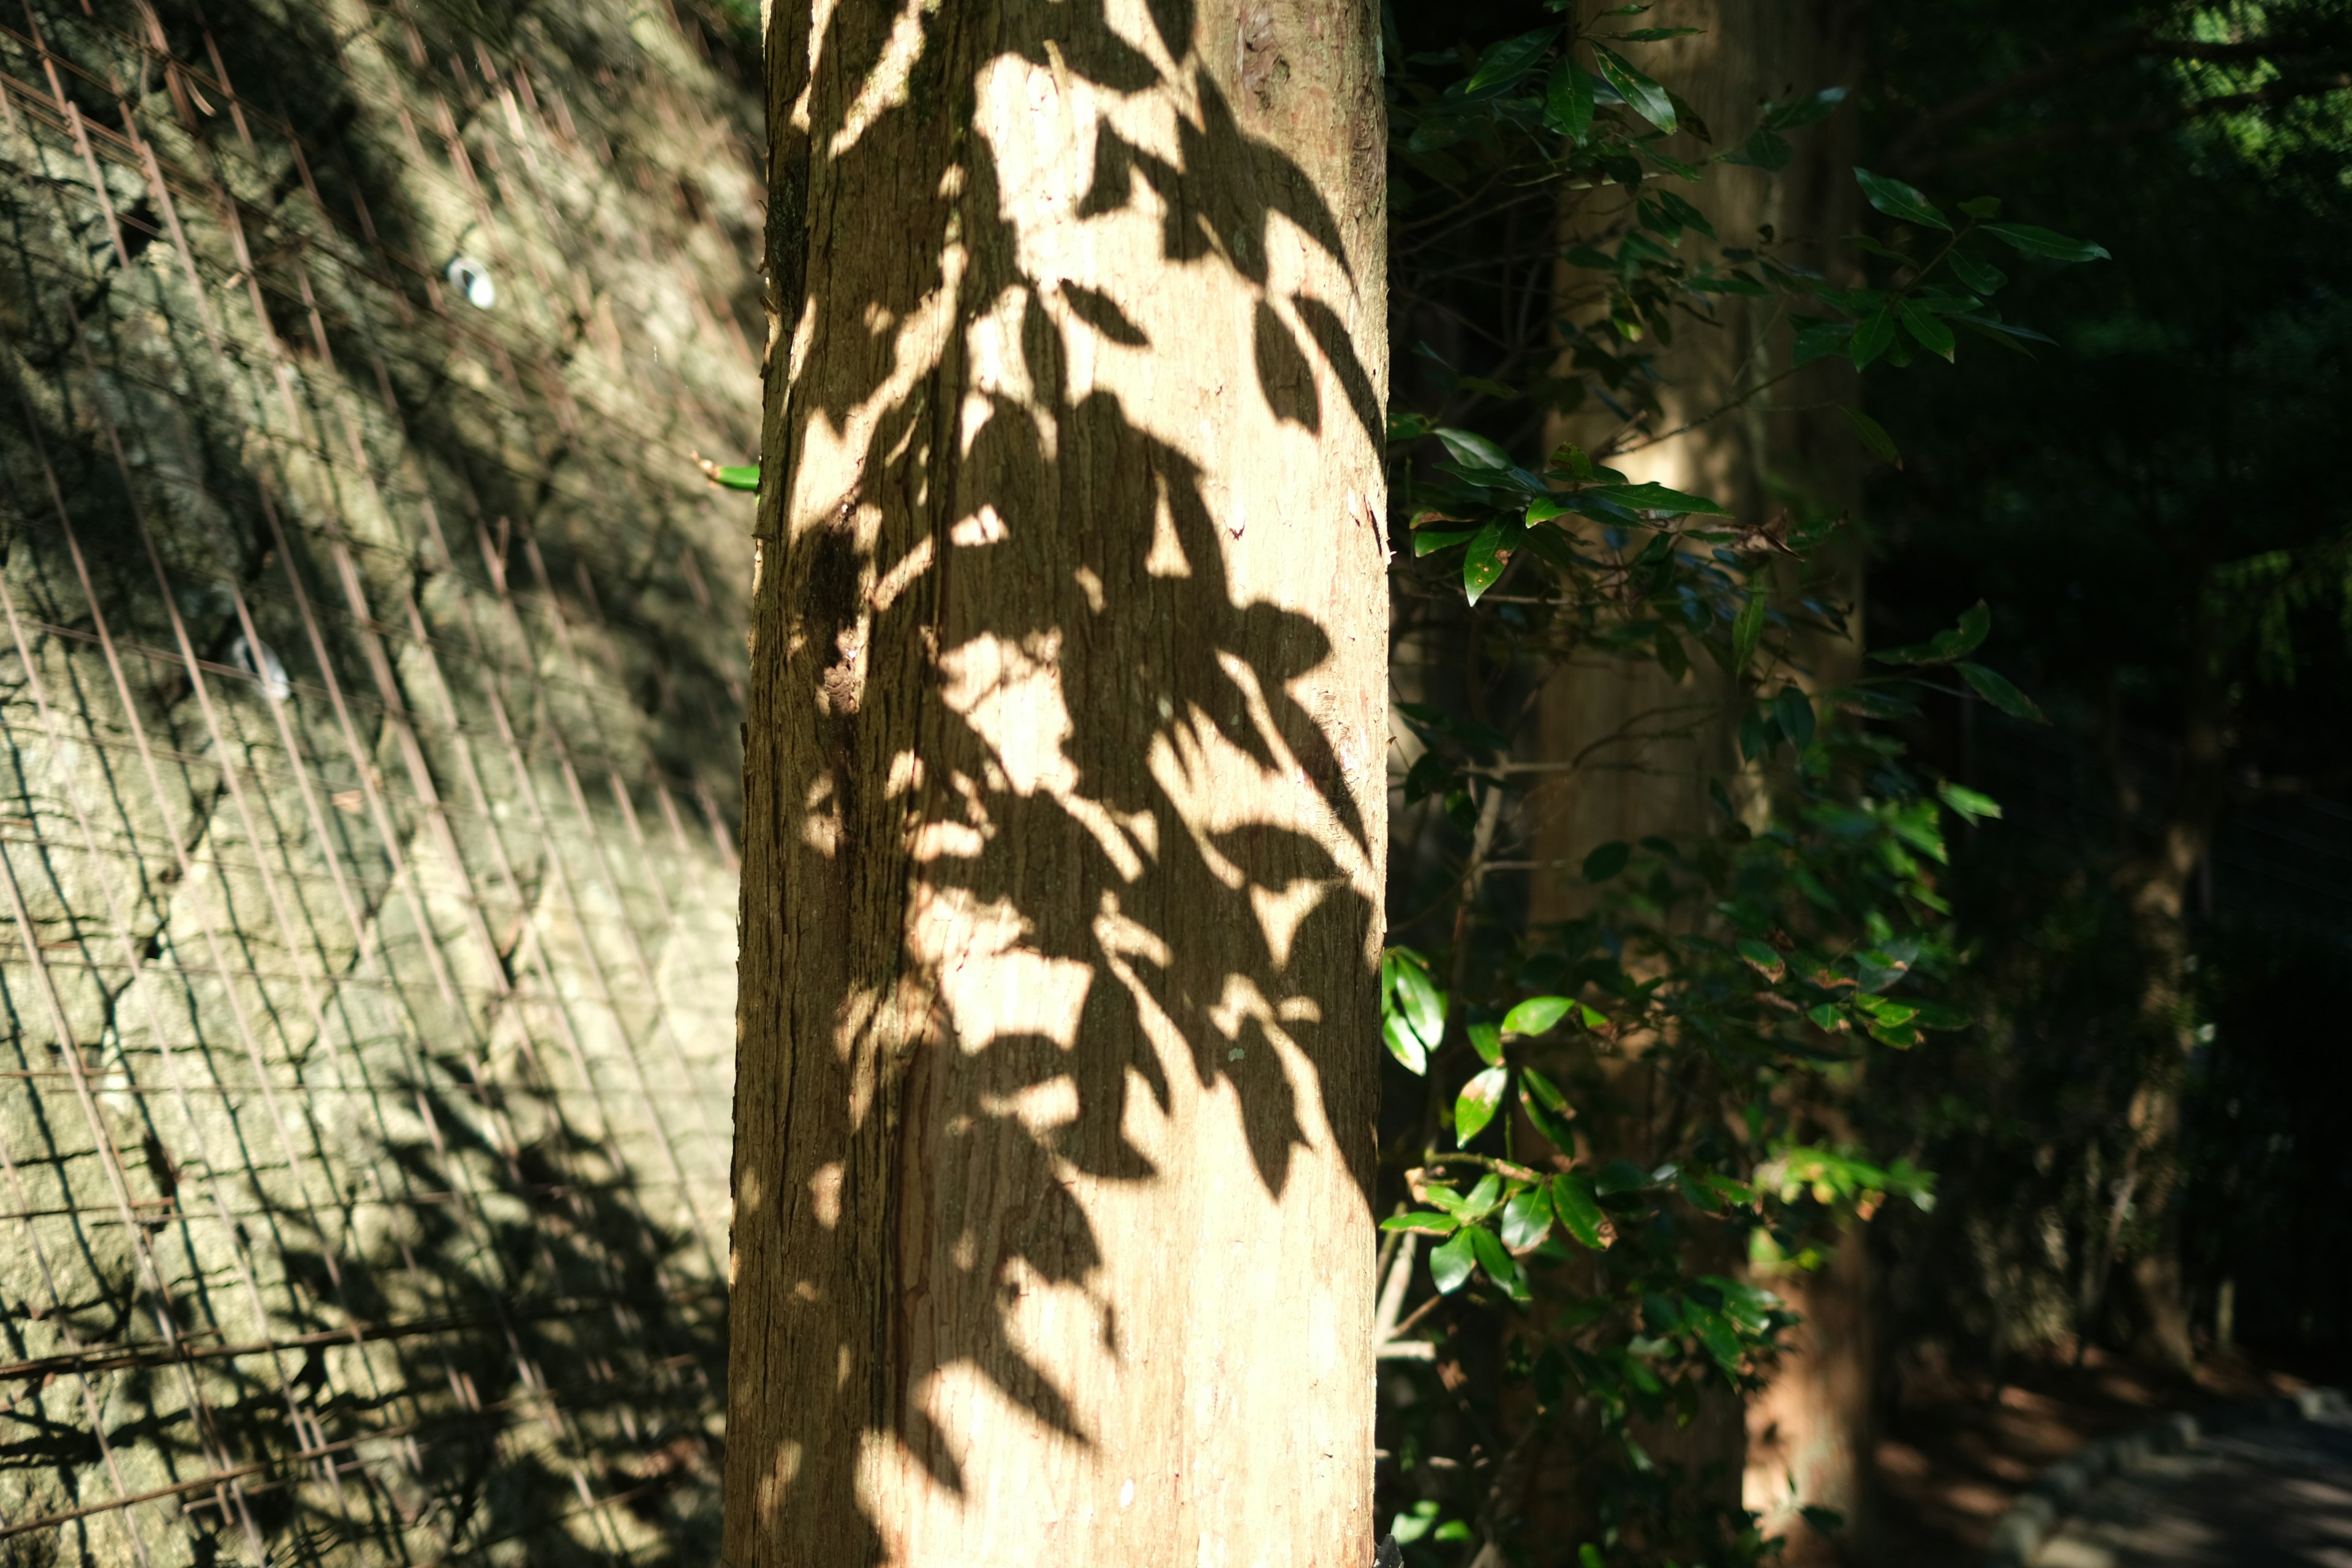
[0,0,758,1561]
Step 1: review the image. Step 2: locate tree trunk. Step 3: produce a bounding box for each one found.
[726,7,1390,1566]
[1526,4,1868,1557]
[2101,588,2232,1371]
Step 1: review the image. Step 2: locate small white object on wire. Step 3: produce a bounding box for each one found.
[445,253,496,310]
[229,632,292,703]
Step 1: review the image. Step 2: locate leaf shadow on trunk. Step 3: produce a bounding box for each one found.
[731,1,1389,1558]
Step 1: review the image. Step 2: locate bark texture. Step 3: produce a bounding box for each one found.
[726,6,1389,1566]
[1524,5,1869,1558]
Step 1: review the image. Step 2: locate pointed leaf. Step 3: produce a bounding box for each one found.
[1469,1224,1530,1298]
[1436,426,1512,469]
[1381,1210,1459,1234]
[1551,1172,1610,1249]
[1899,300,1956,361]
[1465,27,1561,96]
[1582,839,1631,883]
[1594,48,1676,132]
[1733,589,1768,671]
[1384,1014,1429,1075]
[1394,959,1445,1047]
[1522,1087,1580,1156]
[1937,780,2002,821]
[1958,662,2048,723]
[1547,59,1597,141]
[1430,1229,1478,1294]
[1502,995,1575,1036]
[1501,1186,1554,1250]
[1946,250,2007,296]
[1464,521,1510,605]
[1585,481,1728,516]
[1469,1021,1504,1066]
[1455,1065,1509,1145]
[1853,168,1950,231]
[1772,684,1815,751]
[1850,307,1896,368]
[1842,406,1901,467]
[1521,1066,1570,1112]
[710,464,761,492]
[1982,223,2109,262]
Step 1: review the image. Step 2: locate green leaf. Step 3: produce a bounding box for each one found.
[1522,1066,1570,1112]
[1436,426,1512,469]
[1899,300,1956,361]
[1582,839,1632,883]
[1430,1229,1477,1294]
[1873,600,1991,665]
[1547,59,1596,141]
[1736,938,1786,981]
[1954,313,2057,348]
[1793,317,1855,366]
[1853,168,1950,232]
[1455,1065,1509,1145]
[1462,1174,1503,1217]
[1394,958,1445,1046]
[1464,521,1510,605]
[1911,1000,1970,1031]
[1946,249,2007,296]
[1523,1090,1578,1155]
[1767,85,1848,130]
[1690,1306,1744,1372]
[1954,599,1992,655]
[1580,1547,1607,1568]
[1733,589,1768,671]
[1464,26,1561,94]
[1773,684,1815,750]
[1551,1172,1610,1249]
[1958,661,2048,723]
[1469,1020,1504,1066]
[710,464,760,491]
[1503,995,1575,1036]
[1725,127,1792,170]
[1469,1224,1530,1298]
[1842,407,1901,467]
[1412,527,1480,557]
[1958,195,2002,219]
[1501,1186,1554,1250]
[1585,481,1728,516]
[1382,1014,1429,1075]
[1936,780,2003,821]
[1981,223,2109,263]
[1594,48,1676,133]
[1850,307,1896,368]
[1380,1210,1459,1235]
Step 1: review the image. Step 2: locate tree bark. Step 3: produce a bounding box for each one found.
[726,6,1389,1566]
[1525,6,1868,1558]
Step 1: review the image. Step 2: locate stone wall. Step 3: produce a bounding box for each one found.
[0,1,757,1561]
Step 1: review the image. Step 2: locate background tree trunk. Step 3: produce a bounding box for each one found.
[726,6,1389,1566]
[1525,4,1869,1559]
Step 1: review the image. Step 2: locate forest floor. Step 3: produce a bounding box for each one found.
[1865,1343,2317,1566]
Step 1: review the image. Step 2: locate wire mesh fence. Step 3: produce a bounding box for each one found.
[0,1,760,1561]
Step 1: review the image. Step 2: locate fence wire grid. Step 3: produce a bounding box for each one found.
[0,0,761,1561]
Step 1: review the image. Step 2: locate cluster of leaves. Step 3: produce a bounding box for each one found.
[1373,6,2103,1562]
